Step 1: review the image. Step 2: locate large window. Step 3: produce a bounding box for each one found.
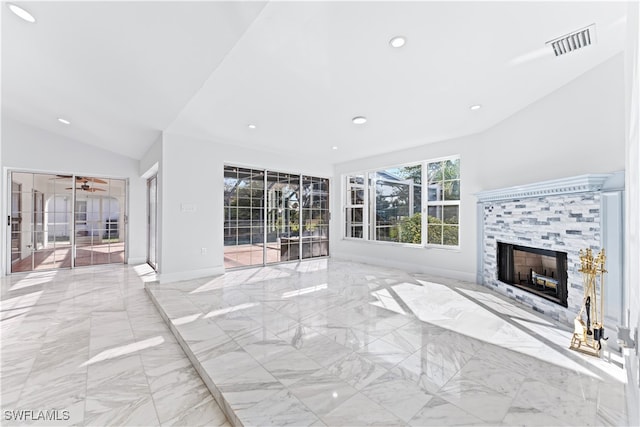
[344,156,460,247]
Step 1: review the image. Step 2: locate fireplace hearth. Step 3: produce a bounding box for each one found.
[498,242,568,307]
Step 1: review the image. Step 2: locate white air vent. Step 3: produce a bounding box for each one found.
[546,24,596,57]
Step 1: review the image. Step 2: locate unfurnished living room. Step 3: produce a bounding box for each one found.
[1,1,639,426]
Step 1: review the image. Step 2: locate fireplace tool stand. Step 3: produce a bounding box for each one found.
[570,248,607,357]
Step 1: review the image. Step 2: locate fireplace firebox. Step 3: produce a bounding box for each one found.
[497,242,568,307]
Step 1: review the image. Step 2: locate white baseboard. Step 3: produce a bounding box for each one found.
[331,252,476,283]
[159,266,225,284]
[127,257,147,265]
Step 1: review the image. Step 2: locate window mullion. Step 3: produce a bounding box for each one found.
[421,162,427,247]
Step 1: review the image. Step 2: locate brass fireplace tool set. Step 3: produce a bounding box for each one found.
[570,248,607,357]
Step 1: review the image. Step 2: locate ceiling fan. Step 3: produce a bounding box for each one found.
[66,183,106,192]
[54,175,108,192]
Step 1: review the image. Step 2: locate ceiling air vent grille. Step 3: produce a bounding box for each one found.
[547,24,596,57]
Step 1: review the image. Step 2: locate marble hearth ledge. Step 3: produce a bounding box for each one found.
[475,173,613,202]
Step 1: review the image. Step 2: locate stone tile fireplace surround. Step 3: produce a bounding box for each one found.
[476,172,625,333]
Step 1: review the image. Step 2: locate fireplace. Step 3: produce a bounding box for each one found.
[497,242,568,307]
[476,173,623,326]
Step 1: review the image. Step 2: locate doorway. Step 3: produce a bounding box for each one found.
[8,171,127,273]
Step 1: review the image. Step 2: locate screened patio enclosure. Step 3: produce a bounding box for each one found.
[223,166,329,269]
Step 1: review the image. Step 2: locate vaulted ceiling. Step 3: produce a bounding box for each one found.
[2,1,628,163]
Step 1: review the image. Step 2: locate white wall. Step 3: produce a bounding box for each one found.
[158,132,332,283]
[1,117,147,271]
[140,134,162,177]
[331,53,626,281]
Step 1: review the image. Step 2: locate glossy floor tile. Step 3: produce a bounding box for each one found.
[1,265,229,427]
[146,259,630,426]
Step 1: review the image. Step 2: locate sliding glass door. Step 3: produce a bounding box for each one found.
[266,171,300,263]
[8,171,126,273]
[74,178,126,267]
[224,167,265,268]
[224,165,329,269]
[301,176,329,259]
[10,172,73,272]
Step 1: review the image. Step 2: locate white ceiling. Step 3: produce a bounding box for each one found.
[2,1,628,163]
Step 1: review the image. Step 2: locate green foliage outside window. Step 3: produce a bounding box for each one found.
[396,213,422,244]
[392,213,458,245]
[427,214,459,245]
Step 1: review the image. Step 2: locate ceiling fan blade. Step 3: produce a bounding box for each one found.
[54,175,108,185]
[66,186,105,192]
[78,177,108,184]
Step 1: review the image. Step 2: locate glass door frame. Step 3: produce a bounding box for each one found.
[6,169,129,273]
[147,175,158,271]
[10,181,22,266]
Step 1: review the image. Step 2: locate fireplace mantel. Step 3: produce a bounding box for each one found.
[475,174,612,203]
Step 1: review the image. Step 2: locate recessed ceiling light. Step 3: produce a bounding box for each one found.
[248,124,256,129]
[389,36,406,48]
[332,146,338,150]
[57,118,71,125]
[470,104,482,111]
[7,3,36,23]
[352,116,367,125]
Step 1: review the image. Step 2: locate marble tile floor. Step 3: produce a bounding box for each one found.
[1,264,230,426]
[146,259,631,427]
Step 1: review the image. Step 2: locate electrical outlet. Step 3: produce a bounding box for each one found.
[201,247,207,255]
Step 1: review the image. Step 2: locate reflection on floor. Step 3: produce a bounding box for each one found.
[147,260,629,427]
[11,243,125,272]
[223,244,281,269]
[0,265,229,426]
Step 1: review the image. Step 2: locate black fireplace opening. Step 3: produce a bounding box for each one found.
[497,242,568,307]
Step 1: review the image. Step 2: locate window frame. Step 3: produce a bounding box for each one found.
[342,155,460,250]
[425,157,461,248]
